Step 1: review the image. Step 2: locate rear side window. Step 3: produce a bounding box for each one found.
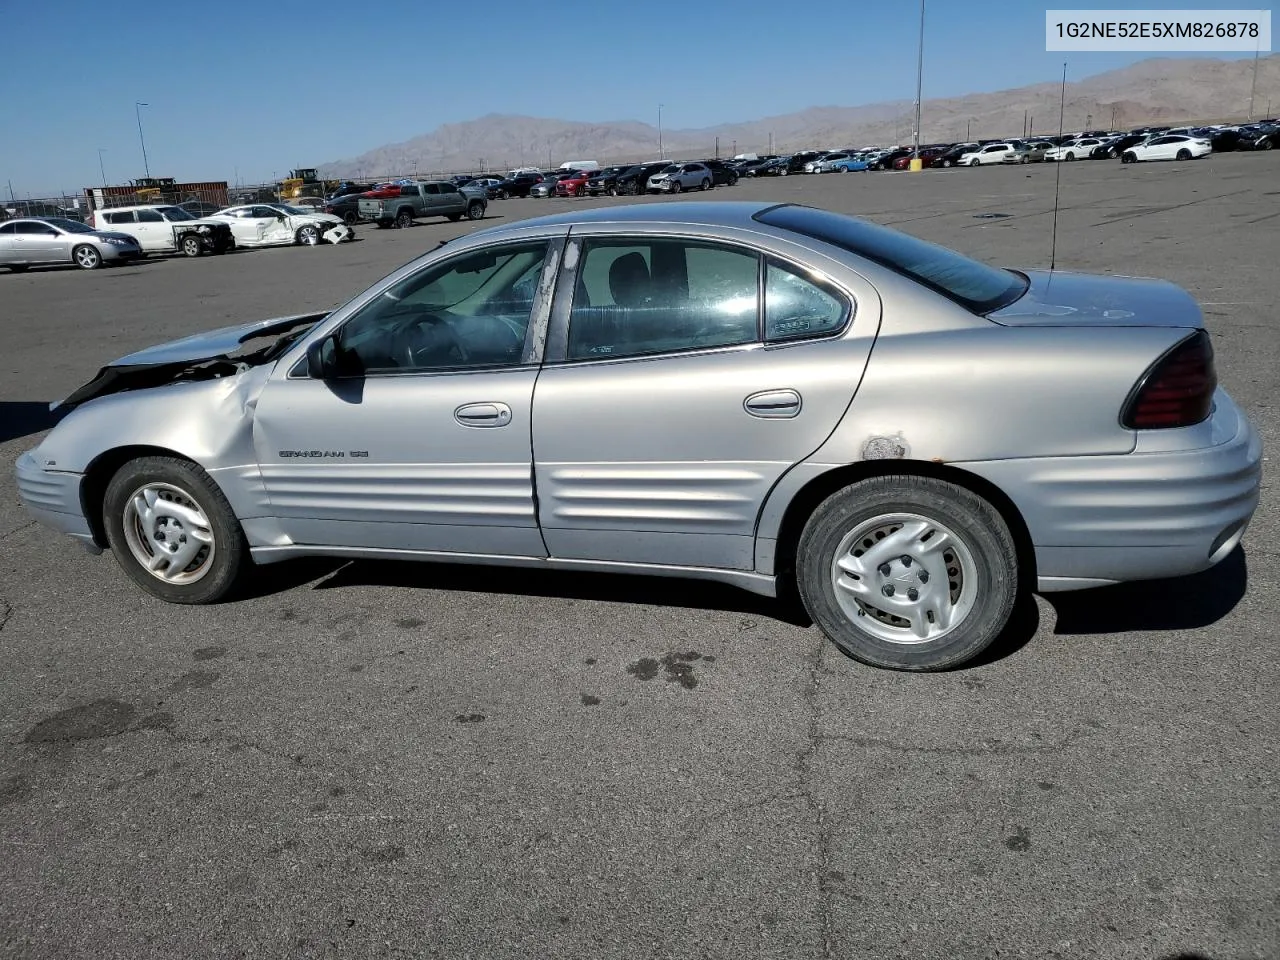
[566,239,759,361]
[400,186,418,196]
[136,209,163,223]
[105,211,135,224]
[765,261,848,341]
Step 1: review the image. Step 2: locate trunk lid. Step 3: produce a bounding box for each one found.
[989,269,1204,328]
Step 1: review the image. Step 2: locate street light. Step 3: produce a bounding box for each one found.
[910,0,925,166]
[97,148,108,188]
[134,101,151,178]
[658,103,664,159]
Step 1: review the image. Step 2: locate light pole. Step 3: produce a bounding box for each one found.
[134,101,151,178]
[966,118,971,140]
[1247,42,1260,119]
[910,0,925,166]
[658,103,664,159]
[97,148,108,187]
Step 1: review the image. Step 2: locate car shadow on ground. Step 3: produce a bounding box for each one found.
[0,402,64,444]
[1046,546,1248,634]
[244,556,808,625]
[5,258,163,275]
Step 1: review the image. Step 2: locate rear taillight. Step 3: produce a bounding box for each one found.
[1121,330,1217,429]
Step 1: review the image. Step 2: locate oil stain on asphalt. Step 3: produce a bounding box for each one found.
[24,698,137,743]
[627,652,714,689]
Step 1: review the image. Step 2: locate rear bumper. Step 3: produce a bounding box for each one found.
[15,451,97,546]
[957,392,1262,592]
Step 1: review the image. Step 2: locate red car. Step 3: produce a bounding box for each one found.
[361,182,404,199]
[554,169,594,197]
[891,147,949,170]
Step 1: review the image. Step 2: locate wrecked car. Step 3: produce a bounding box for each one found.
[16,202,1261,672]
[90,205,235,257]
[208,203,353,247]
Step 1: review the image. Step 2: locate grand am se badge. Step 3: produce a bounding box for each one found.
[278,451,369,459]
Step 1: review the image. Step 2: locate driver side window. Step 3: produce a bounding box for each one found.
[328,241,549,376]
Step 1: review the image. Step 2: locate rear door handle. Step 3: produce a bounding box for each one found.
[744,389,802,419]
[454,402,512,427]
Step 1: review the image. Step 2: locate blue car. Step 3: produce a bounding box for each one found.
[831,156,872,172]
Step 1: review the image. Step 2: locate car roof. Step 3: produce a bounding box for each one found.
[480,200,778,234]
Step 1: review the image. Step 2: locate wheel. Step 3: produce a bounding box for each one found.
[1020,155,1030,164]
[729,174,738,186]
[180,235,202,257]
[8,264,30,272]
[779,168,789,176]
[795,475,1018,671]
[103,456,247,605]
[394,210,413,229]
[969,159,980,167]
[446,213,462,222]
[609,185,618,196]
[670,180,682,194]
[942,160,952,168]
[466,201,484,220]
[700,178,711,191]
[499,189,510,200]
[72,244,102,270]
[1065,152,1075,161]
[1176,149,1191,161]
[1261,140,1274,151]
[296,224,321,245]
[342,210,358,226]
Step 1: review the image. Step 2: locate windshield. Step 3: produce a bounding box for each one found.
[158,206,196,221]
[661,164,679,173]
[47,218,95,233]
[755,204,1029,314]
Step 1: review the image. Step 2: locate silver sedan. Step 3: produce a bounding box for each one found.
[15,202,1261,671]
[0,217,143,271]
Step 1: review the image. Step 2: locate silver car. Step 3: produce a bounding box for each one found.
[15,202,1261,671]
[646,163,713,193]
[0,217,143,271]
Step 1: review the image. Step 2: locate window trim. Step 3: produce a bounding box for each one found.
[543,233,855,368]
[287,237,562,380]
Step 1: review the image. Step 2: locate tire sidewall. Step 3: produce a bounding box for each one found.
[103,456,246,604]
[796,476,1018,671]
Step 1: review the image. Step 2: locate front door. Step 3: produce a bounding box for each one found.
[132,208,170,251]
[252,238,556,556]
[532,233,875,571]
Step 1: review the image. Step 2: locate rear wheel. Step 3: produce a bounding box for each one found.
[1176,148,1192,161]
[103,456,247,605]
[342,210,358,226]
[795,475,1018,672]
[446,213,462,222]
[466,201,484,220]
[73,244,102,270]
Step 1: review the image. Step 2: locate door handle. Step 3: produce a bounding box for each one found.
[454,402,512,428]
[744,389,802,419]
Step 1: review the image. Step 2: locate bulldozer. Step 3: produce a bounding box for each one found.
[132,177,178,202]
[278,168,337,200]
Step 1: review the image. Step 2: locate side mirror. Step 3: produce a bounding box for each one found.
[306,334,339,379]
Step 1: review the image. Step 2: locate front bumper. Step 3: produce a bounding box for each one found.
[15,451,96,547]
[958,391,1262,591]
[322,224,353,244]
[99,243,143,263]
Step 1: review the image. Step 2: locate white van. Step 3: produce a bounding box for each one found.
[558,160,600,172]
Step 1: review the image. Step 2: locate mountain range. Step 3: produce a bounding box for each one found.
[319,55,1279,179]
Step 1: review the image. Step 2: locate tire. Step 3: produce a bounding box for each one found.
[342,210,358,226]
[670,181,682,194]
[1176,149,1191,161]
[969,159,980,167]
[1065,152,1075,161]
[180,234,202,257]
[73,244,102,270]
[296,224,321,246]
[394,209,413,229]
[1261,140,1274,151]
[103,456,247,605]
[499,189,510,200]
[942,160,952,168]
[1122,152,1136,164]
[1020,155,1030,164]
[8,264,29,272]
[779,168,789,176]
[700,178,711,191]
[446,213,462,222]
[729,174,738,186]
[795,475,1018,672]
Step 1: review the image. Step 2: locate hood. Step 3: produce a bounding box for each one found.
[94,230,140,243]
[988,270,1204,328]
[54,313,325,411]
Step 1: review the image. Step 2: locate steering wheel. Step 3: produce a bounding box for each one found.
[391,313,469,369]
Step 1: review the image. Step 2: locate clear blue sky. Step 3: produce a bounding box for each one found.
[1,0,1265,196]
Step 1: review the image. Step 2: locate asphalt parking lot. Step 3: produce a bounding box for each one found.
[1,155,1276,960]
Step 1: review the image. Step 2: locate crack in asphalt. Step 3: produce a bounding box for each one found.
[0,598,11,634]
[0,522,35,542]
[798,633,835,960]
[822,727,1101,757]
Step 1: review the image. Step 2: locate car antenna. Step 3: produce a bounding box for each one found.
[1049,60,1067,273]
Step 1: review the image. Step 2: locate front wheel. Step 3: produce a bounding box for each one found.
[795,475,1018,671]
[1065,152,1075,161]
[700,178,711,191]
[296,224,321,245]
[103,456,247,604]
[465,201,484,220]
[1122,152,1136,164]
[73,244,102,270]
[1176,149,1192,161]
[342,210,358,226]
[969,159,980,167]
[180,235,202,257]
[670,181,682,194]
[499,189,510,200]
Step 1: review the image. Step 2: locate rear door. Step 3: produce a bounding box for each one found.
[531,228,876,570]
[0,222,16,263]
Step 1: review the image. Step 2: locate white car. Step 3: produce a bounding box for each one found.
[89,204,235,257]
[1044,138,1104,161]
[810,153,855,173]
[959,142,1020,166]
[1120,134,1212,163]
[210,203,352,247]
